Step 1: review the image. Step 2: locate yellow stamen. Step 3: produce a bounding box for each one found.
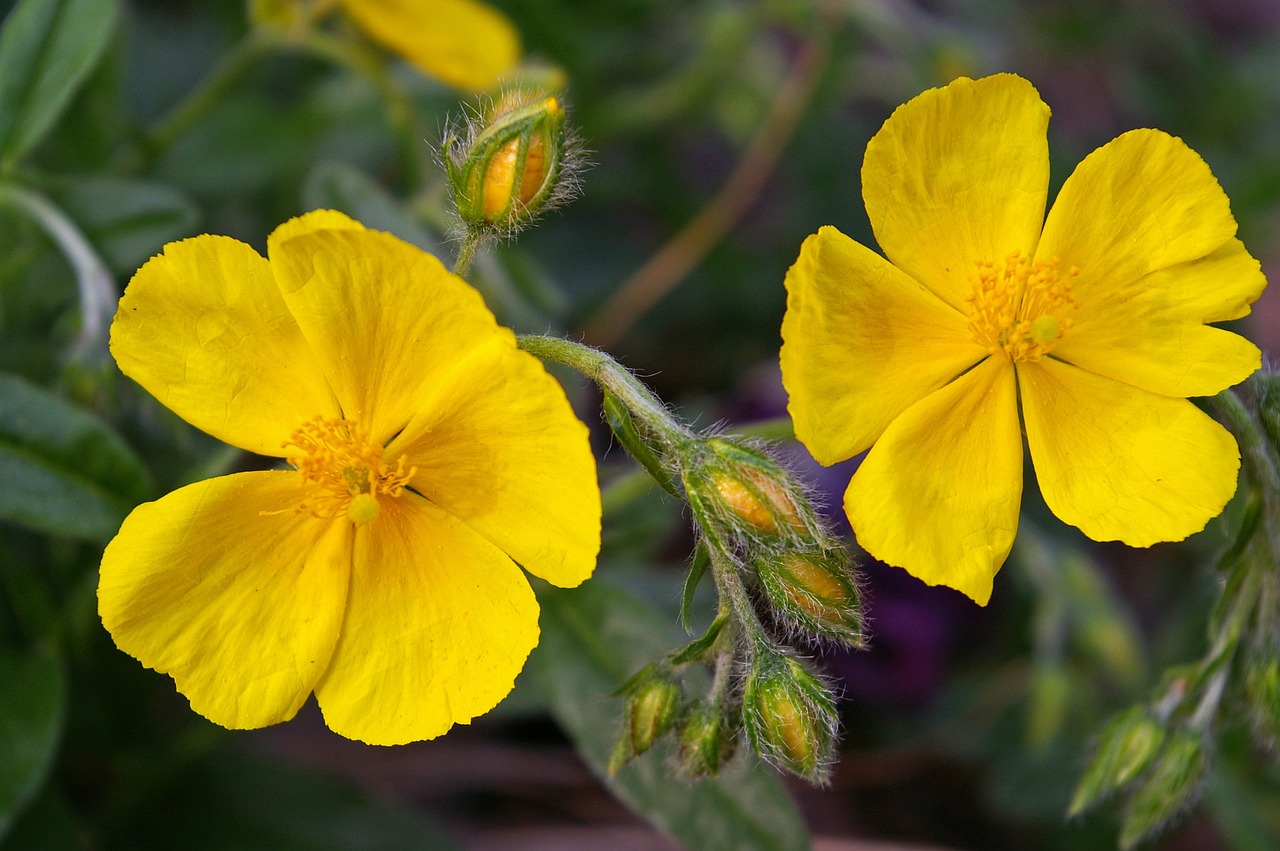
[965,251,1079,363]
[273,417,415,524]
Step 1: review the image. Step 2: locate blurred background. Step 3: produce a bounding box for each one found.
[2,0,1279,848]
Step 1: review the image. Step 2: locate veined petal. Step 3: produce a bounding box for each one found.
[781,226,985,464]
[269,228,506,444]
[315,494,539,745]
[1051,238,1263,398]
[267,208,366,250]
[98,472,350,729]
[1020,358,1240,546]
[862,74,1050,312]
[845,357,1022,606]
[341,0,519,92]
[110,236,339,455]
[1037,130,1243,321]
[388,336,600,588]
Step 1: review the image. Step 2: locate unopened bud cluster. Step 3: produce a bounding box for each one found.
[605,424,862,783]
[519,337,866,784]
[444,88,580,238]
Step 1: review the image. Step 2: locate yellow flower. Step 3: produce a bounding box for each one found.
[99,210,600,744]
[780,74,1265,605]
[253,0,520,91]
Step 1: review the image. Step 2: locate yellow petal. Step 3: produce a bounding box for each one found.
[1019,358,1240,546]
[341,0,519,92]
[780,226,986,464]
[98,472,351,729]
[267,208,366,250]
[1038,129,1243,322]
[1051,237,1264,398]
[314,494,539,744]
[861,74,1050,312]
[269,228,506,444]
[845,357,1022,606]
[388,336,600,588]
[110,236,339,455]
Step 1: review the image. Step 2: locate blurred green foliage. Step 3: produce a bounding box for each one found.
[1,0,1278,848]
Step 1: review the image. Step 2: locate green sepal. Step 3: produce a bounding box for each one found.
[679,542,711,632]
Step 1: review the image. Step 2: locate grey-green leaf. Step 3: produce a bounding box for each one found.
[50,177,198,276]
[0,0,120,168]
[537,578,811,851]
[0,645,66,844]
[0,373,150,540]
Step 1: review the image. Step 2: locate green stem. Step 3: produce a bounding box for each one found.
[295,29,429,189]
[144,30,278,163]
[517,335,697,454]
[143,25,428,188]
[733,415,795,442]
[0,183,115,360]
[452,230,486,279]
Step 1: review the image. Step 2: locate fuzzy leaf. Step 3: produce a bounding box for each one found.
[0,0,119,167]
[0,373,149,540]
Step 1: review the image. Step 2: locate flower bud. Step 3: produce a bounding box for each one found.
[609,670,682,774]
[1118,730,1208,850]
[1069,706,1166,816]
[742,651,837,782]
[701,439,807,536]
[1254,371,1280,452]
[1244,653,1280,749]
[445,90,569,233]
[676,702,736,779]
[755,550,863,647]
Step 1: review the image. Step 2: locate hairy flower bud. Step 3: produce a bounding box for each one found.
[1070,705,1167,816]
[677,702,736,779]
[445,90,572,234]
[609,669,682,774]
[697,439,808,537]
[742,651,837,782]
[1119,730,1208,849]
[755,550,863,647]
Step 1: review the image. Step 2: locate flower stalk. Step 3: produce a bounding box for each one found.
[517,333,861,782]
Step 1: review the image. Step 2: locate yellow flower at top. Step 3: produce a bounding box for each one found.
[781,74,1266,605]
[253,0,520,91]
[99,210,600,744]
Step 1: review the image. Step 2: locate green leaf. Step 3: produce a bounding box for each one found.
[0,645,66,843]
[0,373,150,540]
[0,0,120,168]
[50,177,198,276]
[301,161,441,254]
[603,389,679,497]
[537,578,810,851]
[109,751,462,851]
[680,542,711,631]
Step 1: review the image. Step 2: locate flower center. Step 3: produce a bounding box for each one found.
[965,251,1079,363]
[280,417,415,525]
